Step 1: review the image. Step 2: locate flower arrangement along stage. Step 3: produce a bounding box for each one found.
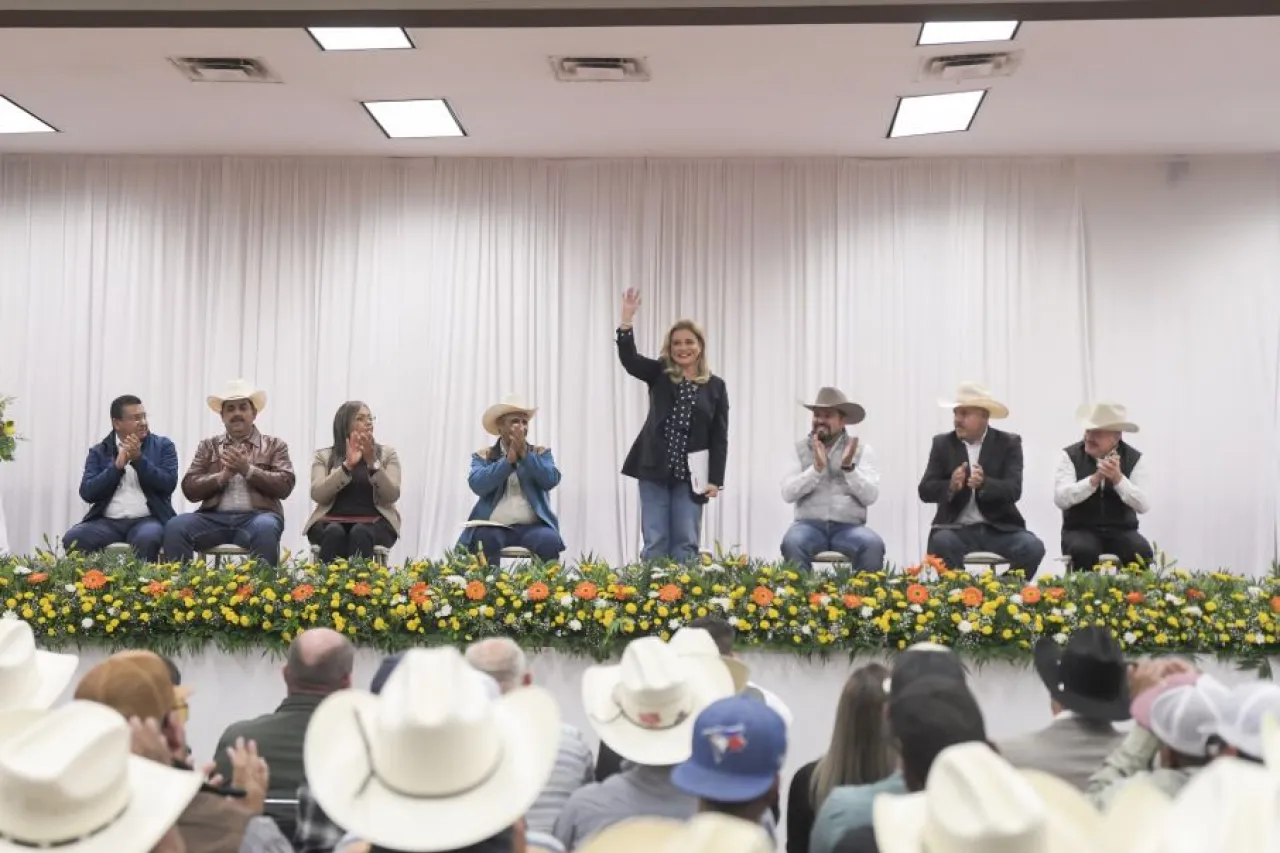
[0,397,17,462]
[1,551,1279,671]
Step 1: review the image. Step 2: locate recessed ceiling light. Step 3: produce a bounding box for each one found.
[888,90,987,138]
[0,95,56,134]
[307,27,413,51]
[918,21,1020,45]
[362,99,465,139]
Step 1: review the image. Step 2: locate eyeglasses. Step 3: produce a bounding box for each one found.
[354,414,377,424]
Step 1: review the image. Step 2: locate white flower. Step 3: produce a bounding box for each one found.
[774,586,787,598]
[801,625,812,636]
[444,575,467,588]
[1248,586,1263,599]
[64,584,76,593]
[860,606,874,618]
[1,610,15,620]
[709,596,732,612]
[294,569,309,581]
[593,599,610,609]
[81,617,94,629]
[522,612,533,621]
[1183,606,1203,618]
[704,563,726,573]
[568,619,583,631]
[815,594,831,608]
[1164,593,1181,605]
[1123,631,1137,645]
[1255,634,1267,645]
[958,620,973,634]
[1009,594,1023,605]
[910,603,923,614]
[1063,603,1078,615]
[668,619,682,630]
[1054,632,1068,645]
[391,594,406,606]
[560,595,573,607]
[435,604,453,618]
[12,565,30,576]
[107,607,119,617]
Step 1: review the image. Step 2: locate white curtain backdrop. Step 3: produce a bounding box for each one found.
[0,155,1276,573]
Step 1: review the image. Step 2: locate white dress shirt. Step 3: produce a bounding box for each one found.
[955,429,987,526]
[104,460,150,520]
[1053,450,1150,514]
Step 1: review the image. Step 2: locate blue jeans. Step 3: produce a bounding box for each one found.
[163,511,284,567]
[466,523,565,561]
[63,516,165,562]
[780,520,886,573]
[927,524,1046,578]
[638,479,702,563]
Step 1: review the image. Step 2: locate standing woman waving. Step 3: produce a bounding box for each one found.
[616,287,729,563]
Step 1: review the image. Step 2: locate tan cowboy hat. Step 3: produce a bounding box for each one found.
[0,701,203,853]
[305,646,560,853]
[669,626,751,694]
[0,620,78,712]
[938,381,1009,419]
[482,394,537,436]
[1077,402,1139,433]
[206,378,267,415]
[582,634,736,766]
[576,813,774,853]
[801,387,866,425]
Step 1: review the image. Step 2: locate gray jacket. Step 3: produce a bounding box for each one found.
[997,713,1125,791]
[781,433,879,525]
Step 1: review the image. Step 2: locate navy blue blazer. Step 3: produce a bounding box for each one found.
[78,432,179,523]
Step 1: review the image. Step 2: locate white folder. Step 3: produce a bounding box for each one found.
[688,450,710,495]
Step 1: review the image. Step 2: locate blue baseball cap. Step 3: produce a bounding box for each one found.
[671,695,787,803]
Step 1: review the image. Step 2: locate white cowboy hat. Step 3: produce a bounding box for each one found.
[482,394,538,437]
[1127,758,1280,852]
[206,378,267,415]
[1101,778,1172,853]
[0,701,203,853]
[582,634,736,766]
[576,813,774,853]
[1077,402,1139,433]
[873,741,1098,853]
[938,381,1009,419]
[0,619,78,712]
[669,626,751,694]
[800,387,866,425]
[304,646,559,853]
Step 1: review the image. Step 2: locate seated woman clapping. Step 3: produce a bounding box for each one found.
[304,401,401,562]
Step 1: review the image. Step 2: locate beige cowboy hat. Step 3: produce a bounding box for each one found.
[577,813,774,853]
[0,701,203,853]
[873,741,1099,853]
[938,381,1009,419]
[582,633,736,766]
[0,620,78,712]
[800,387,866,425]
[1077,402,1139,433]
[1122,758,1280,852]
[206,378,267,415]
[304,646,559,853]
[669,626,751,694]
[482,394,538,437]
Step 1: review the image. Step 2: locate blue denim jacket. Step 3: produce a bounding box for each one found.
[457,440,561,547]
[78,432,179,523]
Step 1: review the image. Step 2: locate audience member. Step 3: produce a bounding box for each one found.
[997,627,1129,789]
[0,618,77,711]
[575,813,774,853]
[788,663,894,853]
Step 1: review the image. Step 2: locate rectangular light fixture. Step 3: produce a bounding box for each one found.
[307,27,413,51]
[888,90,986,138]
[361,98,465,139]
[0,95,56,134]
[918,21,1020,45]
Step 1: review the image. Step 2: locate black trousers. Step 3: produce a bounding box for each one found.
[307,517,397,561]
[1061,528,1153,572]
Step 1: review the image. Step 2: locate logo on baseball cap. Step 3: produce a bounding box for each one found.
[671,695,787,803]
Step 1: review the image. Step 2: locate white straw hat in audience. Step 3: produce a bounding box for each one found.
[0,701,202,853]
[1101,778,1173,853]
[1131,758,1280,853]
[575,813,774,853]
[1148,675,1229,757]
[582,634,736,766]
[304,646,560,853]
[1202,681,1280,759]
[669,626,750,693]
[873,741,1098,853]
[0,619,78,711]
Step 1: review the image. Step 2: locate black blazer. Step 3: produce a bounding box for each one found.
[917,427,1027,531]
[616,327,729,495]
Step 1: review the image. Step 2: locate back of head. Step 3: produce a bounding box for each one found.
[686,616,735,656]
[75,650,175,722]
[465,638,528,693]
[886,643,966,696]
[811,663,895,808]
[887,675,987,792]
[286,628,354,694]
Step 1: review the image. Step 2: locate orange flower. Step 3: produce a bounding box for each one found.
[82,569,108,590]
[906,584,929,604]
[610,583,632,601]
[751,586,775,607]
[465,580,487,601]
[961,587,983,607]
[904,565,922,578]
[1020,586,1042,605]
[843,593,863,609]
[574,581,598,601]
[291,584,315,602]
[925,554,948,570]
[1046,587,1066,600]
[1125,591,1144,605]
[1186,588,1205,601]
[527,582,550,602]
[236,583,255,599]
[352,582,372,598]
[408,582,430,605]
[658,584,682,603]
[144,580,167,598]
[1271,595,1280,614]
[175,587,194,601]
[808,592,825,608]
[27,572,48,584]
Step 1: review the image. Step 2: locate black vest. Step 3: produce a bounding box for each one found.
[1062,441,1141,531]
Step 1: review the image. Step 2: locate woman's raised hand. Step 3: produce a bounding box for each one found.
[621,288,641,326]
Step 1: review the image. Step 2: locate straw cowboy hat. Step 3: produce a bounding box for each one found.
[1077,402,1139,433]
[0,701,203,853]
[482,394,538,436]
[0,620,78,712]
[669,626,751,694]
[938,381,1009,419]
[582,633,736,766]
[304,646,559,853]
[873,741,1099,853]
[576,813,774,853]
[800,387,866,425]
[206,378,267,415]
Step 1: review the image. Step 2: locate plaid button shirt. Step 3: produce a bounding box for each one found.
[293,786,345,853]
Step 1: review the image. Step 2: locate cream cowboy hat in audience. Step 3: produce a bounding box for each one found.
[1129,758,1280,853]
[0,619,78,711]
[582,634,736,766]
[800,387,866,425]
[1077,402,1139,433]
[206,378,267,414]
[0,701,202,853]
[937,381,1009,419]
[669,626,751,694]
[305,646,560,853]
[873,741,1098,853]
[482,394,538,436]
[1101,778,1173,853]
[576,813,774,853]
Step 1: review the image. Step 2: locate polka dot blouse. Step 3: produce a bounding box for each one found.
[664,379,698,481]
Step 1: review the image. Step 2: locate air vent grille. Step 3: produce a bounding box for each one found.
[551,56,650,83]
[918,50,1022,82]
[169,57,282,84]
